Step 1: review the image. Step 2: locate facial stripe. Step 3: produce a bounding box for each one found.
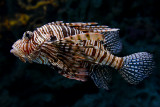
[31,35,38,46]
[26,41,29,54]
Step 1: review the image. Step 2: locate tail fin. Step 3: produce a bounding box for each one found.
[119,52,155,84]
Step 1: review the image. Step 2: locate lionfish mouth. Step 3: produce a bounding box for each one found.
[10,47,26,63]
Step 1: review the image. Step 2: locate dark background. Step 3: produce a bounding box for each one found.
[0,0,160,107]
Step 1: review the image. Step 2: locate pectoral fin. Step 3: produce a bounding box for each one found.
[40,41,91,81]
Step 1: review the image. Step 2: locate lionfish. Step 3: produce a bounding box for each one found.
[10,21,154,90]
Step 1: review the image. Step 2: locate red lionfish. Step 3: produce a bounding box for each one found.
[10,21,154,90]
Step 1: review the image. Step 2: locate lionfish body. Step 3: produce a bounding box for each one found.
[11,21,154,89]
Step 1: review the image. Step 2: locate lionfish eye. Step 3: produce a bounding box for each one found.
[25,33,30,38]
[23,31,33,39]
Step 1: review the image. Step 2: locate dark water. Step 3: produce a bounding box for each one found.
[0,0,160,107]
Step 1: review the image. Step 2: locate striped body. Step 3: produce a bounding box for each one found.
[81,40,123,70]
[10,22,124,81]
[30,23,83,52]
[14,22,123,71]
[11,21,154,89]
[63,33,124,70]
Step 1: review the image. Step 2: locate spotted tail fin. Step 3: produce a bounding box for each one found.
[119,52,155,84]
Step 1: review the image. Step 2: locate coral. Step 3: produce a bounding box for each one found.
[2,14,30,30]
[17,0,59,10]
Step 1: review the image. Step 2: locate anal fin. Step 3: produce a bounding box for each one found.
[89,64,113,90]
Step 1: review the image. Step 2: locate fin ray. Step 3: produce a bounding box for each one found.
[89,65,113,90]
[40,41,92,81]
[102,30,122,54]
[119,52,155,84]
[64,33,105,41]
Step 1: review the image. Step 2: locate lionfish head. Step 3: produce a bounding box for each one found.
[10,31,37,63]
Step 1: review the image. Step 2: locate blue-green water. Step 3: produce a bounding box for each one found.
[0,0,160,107]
